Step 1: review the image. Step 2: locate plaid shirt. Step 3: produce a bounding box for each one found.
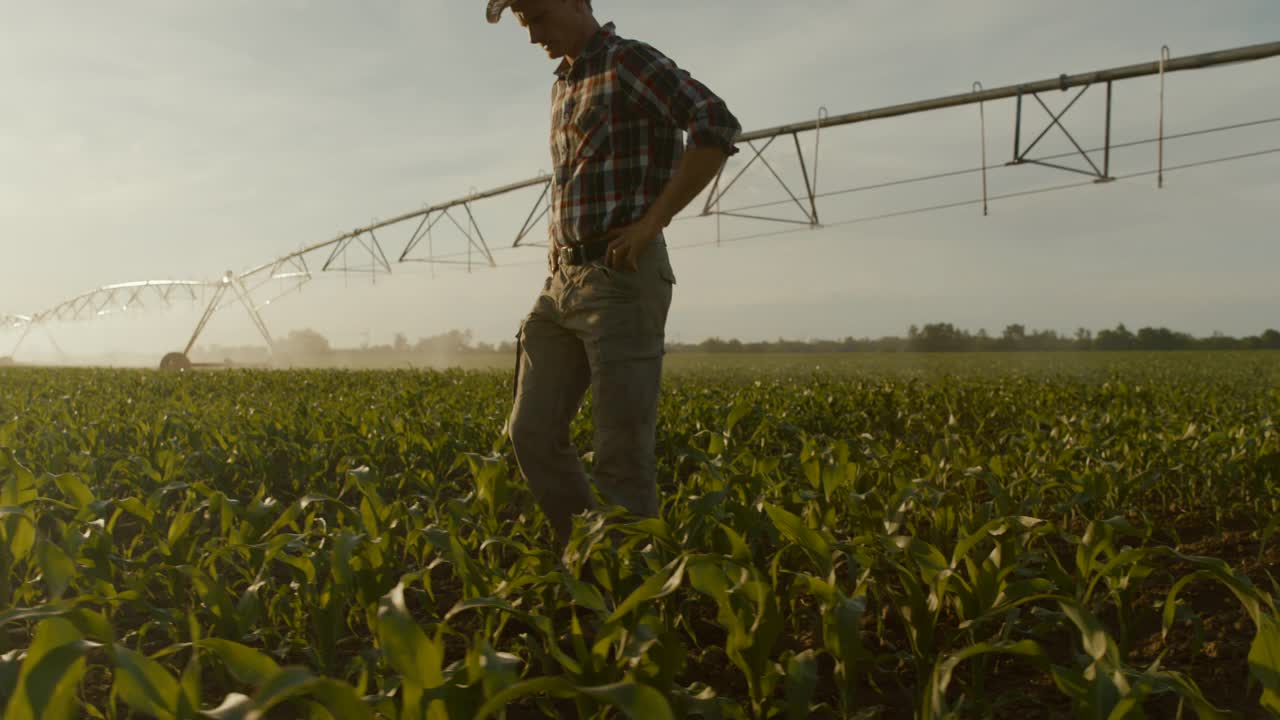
[549,23,741,247]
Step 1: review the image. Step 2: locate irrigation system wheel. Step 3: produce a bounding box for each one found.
[159,352,192,371]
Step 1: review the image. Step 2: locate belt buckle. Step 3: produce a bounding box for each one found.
[558,244,583,266]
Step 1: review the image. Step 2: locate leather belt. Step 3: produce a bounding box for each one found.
[556,234,612,267]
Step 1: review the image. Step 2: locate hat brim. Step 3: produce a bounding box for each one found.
[486,0,515,23]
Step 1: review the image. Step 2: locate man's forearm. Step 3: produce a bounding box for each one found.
[604,145,732,271]
[641,146,729,231]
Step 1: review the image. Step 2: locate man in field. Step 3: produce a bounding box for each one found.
[488,0,741,547]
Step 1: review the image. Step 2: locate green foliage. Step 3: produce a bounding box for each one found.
[0,353,1277,717]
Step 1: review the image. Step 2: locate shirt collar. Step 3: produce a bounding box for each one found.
[554,21,616,79]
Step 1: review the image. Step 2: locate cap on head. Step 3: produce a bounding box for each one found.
[486,0,517,23]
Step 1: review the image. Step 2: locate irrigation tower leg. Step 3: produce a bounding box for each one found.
[180,280,231,358]
[10,324,32,359]
[42,326,68,363]
[230,276,277,357]
[161,271,277,370]
[161,277,231,369]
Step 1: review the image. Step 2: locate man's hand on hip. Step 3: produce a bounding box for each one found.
[602,147,729,272]
[605,216,662,272]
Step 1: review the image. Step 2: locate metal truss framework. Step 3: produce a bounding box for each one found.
[29,280,212,324]
[8,280,217,357]
[6,277,278,360]
[5,41,1278,366]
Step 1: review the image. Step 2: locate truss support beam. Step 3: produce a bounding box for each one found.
[399,201,503,266]
[42,325,67,362]
[461,202,497,268]
[9,322,32,358]
[183,276,232,357]
[794,132,820,226]
[398,209,449,262]
[179,273,278,361]
[1007,82,1114,181]
[700,133,822,227]
[512,180,552,247]
[230,275,277,355]
[320,230,393,278]
[247,274,312,311]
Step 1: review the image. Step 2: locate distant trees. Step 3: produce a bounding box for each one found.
[1001,324,1026,348]
[1073,328,1093,350]
[412,329,472,355]
[668,323,1280,354]
[200,323,1280,364]
[1094,324,1135,351]
[278,328,332,357]
[1135,326,1195,350]
[198,327,515,367]
[908,323,969,352]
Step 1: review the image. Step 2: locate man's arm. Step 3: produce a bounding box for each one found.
[615,40,742,157]
[606,146,727,271]
[606,40,741,271]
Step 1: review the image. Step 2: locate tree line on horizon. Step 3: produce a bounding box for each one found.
[677,323,1280,353]
[189,323,1280,364]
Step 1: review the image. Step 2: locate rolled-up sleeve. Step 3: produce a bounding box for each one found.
[616,41,741,157]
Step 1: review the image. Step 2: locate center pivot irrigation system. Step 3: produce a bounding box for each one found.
[4,41,1278,369]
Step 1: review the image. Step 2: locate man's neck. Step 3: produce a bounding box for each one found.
[563,17,601,65]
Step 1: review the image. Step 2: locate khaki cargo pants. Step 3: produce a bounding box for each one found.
[508,236,675,546]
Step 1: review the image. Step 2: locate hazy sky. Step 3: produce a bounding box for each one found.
[4,1,1279,359]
